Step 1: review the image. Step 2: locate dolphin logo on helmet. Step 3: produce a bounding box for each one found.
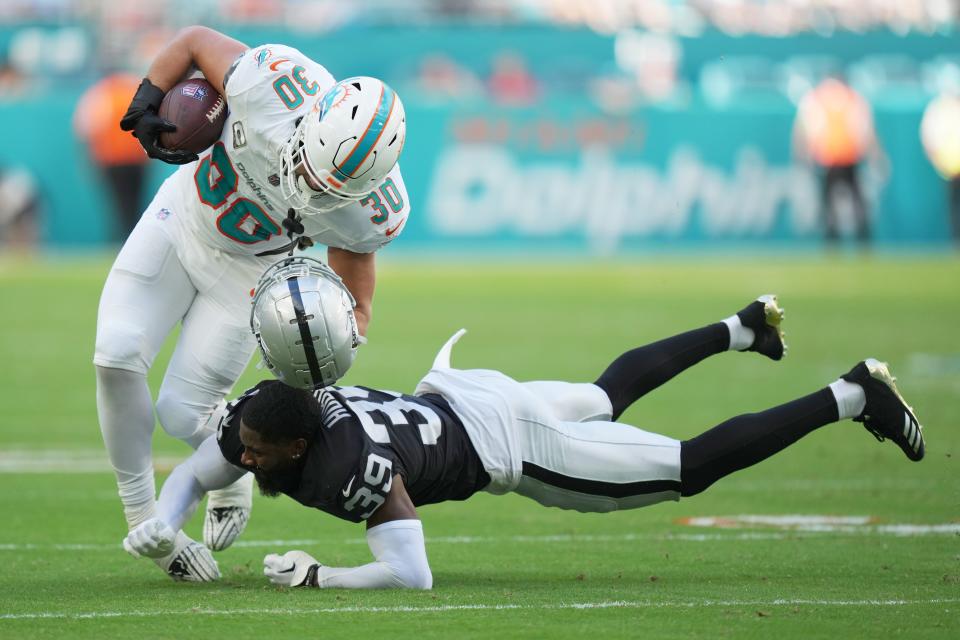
[279,76,406,215]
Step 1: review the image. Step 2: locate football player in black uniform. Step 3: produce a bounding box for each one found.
[122,292,926,588]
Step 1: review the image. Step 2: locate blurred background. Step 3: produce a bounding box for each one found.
[1,0,959,255]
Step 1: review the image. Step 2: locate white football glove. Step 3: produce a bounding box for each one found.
[263,550,321,587]
[123,518,177,559]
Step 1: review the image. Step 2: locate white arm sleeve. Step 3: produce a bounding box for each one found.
[315,520,431,589]
[156,435,247,532]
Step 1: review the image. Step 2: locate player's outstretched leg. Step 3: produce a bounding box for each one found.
[841,359,925,461]
[680,359,924,496]
[594,295,787,420]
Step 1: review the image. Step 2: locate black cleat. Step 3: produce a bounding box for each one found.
[842,359,925,461]
[736,294,787,360]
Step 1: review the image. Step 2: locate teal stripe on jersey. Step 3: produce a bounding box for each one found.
[336,84,395,179]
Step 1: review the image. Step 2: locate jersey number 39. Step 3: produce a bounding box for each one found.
[343,453,393,519]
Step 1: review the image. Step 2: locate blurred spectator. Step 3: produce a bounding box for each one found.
[0,0,956,35]
[0,59,29,99]
[73,73,148,240]
[614,31,682,103]
[487,51,540,105]
[414,53,483,104]
[793,76,879,244]
[0,165,41,252]
[920,92,960,243]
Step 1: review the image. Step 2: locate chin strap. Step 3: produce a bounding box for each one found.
[255,209,315,257]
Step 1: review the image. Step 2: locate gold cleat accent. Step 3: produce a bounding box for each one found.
[758,294,787,357]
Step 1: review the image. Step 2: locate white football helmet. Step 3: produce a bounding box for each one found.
[280,76,406,215]
[250,257,362,389]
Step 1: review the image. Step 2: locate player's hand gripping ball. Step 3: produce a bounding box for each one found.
[157,78,228,155]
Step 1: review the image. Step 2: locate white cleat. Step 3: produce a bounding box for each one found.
[204,473,253,551]
[154,531,221,582]
[204,506,250,552]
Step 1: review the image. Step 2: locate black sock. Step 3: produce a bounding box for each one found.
[594,323,729,420]
[680,388,840,497]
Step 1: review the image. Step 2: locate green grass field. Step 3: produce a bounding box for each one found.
[1,255,958,639]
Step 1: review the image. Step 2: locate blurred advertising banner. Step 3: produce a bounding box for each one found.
[0,25,953,252]
[402,104,945,253]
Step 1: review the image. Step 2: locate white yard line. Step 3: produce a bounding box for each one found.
[0,450,182,473]
[2,598,958,621]
[1,524,958,553]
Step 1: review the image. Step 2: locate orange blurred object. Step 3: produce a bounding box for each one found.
[74,73,148,166]
[795,78,874,168]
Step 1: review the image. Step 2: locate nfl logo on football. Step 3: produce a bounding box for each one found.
[181,84,208,101]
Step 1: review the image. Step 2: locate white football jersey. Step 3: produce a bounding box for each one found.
[162,44,410,255]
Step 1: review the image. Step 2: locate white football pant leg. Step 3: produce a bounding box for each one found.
[520,381,612,422]
[154,292,257,446]
[152,251,268,549]
[94,215,197,529]
[513,416,681,513]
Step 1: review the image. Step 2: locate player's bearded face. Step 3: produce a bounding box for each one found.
[239,423,304,497]
[251,461,301,498]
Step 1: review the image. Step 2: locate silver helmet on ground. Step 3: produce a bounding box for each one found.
[250,256,361,389]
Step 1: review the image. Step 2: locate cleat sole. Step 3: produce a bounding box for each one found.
[758,294,787,357]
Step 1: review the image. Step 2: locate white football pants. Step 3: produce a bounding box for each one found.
[94,198,270,527]
[416,366,682,514]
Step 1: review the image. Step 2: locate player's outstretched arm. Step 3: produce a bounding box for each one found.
[158,435,247,532]
[263,476,432,589]
[124,436,247,559]
[328,247,375,336]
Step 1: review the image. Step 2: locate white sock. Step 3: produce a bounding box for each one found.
[829,379,867,420]
[96,366,158,529]
[722,315,755,351]
[207,472,254,509]
[117,472,157,529]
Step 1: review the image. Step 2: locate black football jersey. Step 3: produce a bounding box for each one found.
[218,383,491,523]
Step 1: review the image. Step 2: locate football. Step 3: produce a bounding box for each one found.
[157,78,227,154]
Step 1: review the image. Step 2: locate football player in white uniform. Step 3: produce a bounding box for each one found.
[124,293,925,586]
[94,26,409,580]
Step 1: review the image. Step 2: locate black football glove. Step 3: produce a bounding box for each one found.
[119,78,199,165]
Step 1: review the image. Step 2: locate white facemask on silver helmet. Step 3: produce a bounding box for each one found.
[279,76,406,215]
[250,257,362,389]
